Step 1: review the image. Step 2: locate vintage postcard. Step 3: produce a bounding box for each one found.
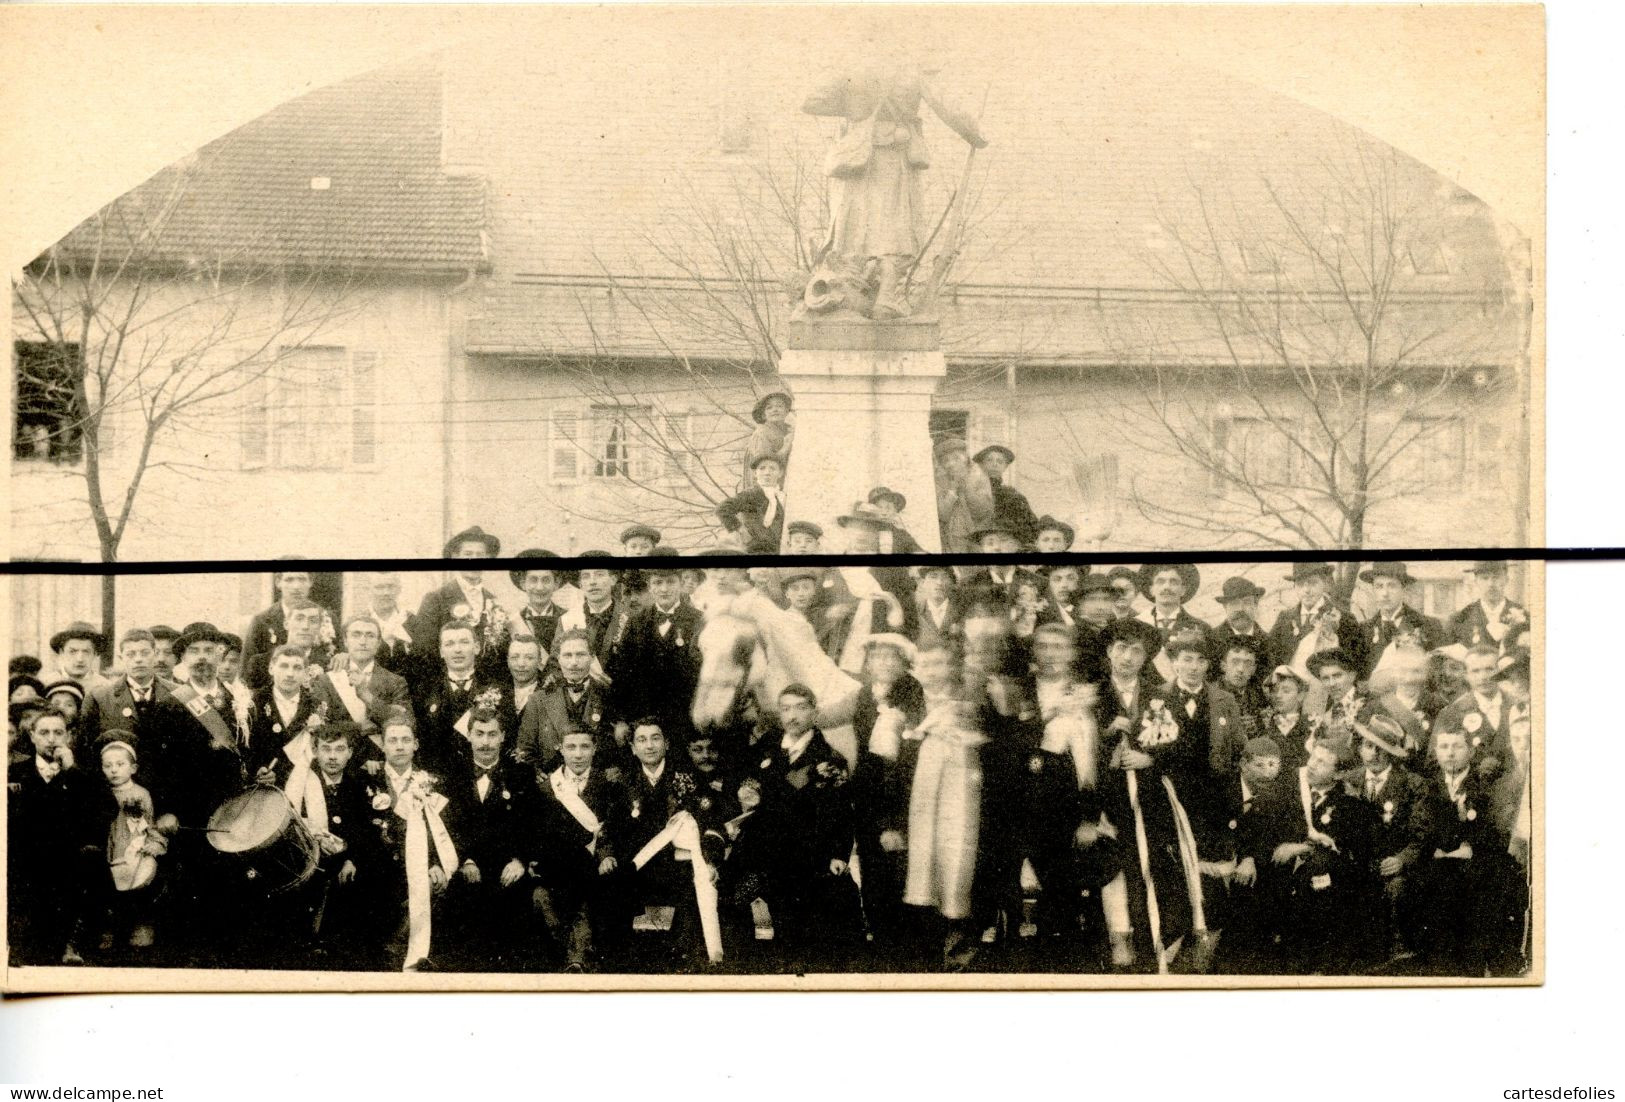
[2,5,1543,993]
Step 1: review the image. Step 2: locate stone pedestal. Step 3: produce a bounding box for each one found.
[778,315,944,552]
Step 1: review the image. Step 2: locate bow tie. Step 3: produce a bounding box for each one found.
[37,758,61,781]
[474,763,498,779]
[565,681,587,693]
[450,678,472,692]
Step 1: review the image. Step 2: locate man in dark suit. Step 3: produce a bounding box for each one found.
[610,561,703,747]
[244,598,333,692]
[410,619,498,775]
[1209,575,1276,672]
[716,455,788,553]
[7,705,99,964]
[972,444,1038,548]
[1358,562,1446,678]
[242,567,332,684]
[411,526,512,680]
[913,564,963,652]
[1158,635,1245,790]
[1267,562,1365,676]
[1135,563,1211,670]
[80,628,177,754]
[867,485,925,554]
[1213,635,1270,720]
[1449,560,1531,655]
[245,645,327,785]
[310,614,412,738]
[535,728,631,970]
[751,684,861,969]
[1072,572,1119,684]
[559,562,634,682]
[516,629,622,773]
[440,707,544,972]
[1207,735,1285,974]
[359,572,420,676]
[510,551,572,672]
[1413,728,1528,976]
[1350,714,1434,963]
[291,721,382,963]
[1432,644,1517,786]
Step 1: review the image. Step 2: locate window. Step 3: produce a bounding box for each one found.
[1212,414,1294,489]
[929,409,969,444]
[13,340,85,463]
[548,405,671,484]
[1419,578,1462,619]
[1408,241,1450,275]
[241,347,379,471]
[1393,416,1466,490]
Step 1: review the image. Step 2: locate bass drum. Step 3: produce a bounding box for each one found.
[206,785,319,895]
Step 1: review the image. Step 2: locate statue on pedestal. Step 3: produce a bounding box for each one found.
[800,61,988,321]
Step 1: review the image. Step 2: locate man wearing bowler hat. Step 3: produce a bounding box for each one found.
[1267,562,1364,676]
[412,526,512,680]
[1209,576,1276,672]
[972,444,1038,548]
[1359,562,1445,678]
[1449,560,1531,655]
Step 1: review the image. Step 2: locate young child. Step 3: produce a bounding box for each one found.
[780,570,821,624]
[95,734,177,957]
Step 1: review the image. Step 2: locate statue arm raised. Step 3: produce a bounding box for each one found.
[921,80,988,148]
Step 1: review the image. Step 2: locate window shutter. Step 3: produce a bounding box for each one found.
[314,351,347,470]
[350,351,379,467]
[241,372,268,469]
[632,414,663,482]
[549,410,580,483]
[661,412,692,479]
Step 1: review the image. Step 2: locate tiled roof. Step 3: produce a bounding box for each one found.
[44,57,486,273]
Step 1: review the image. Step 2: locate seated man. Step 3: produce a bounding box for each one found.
[441,707,543,972]
[1351,715,1433,964]
[610,719,708,966]
[535,728,631,972]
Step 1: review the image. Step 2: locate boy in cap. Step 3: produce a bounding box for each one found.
[867,486,924,553]
[1449,560,1531,654]
[784,519,824,554]
[780,568,821,623]
[1261,664,1316,774]
[717,455,788,553]
[92,733,176,959]
[1033,515,1076,554]
[742,391,794,489]
[1351,714,1433,963]
[49,621,106,693]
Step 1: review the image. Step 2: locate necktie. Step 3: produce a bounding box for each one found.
[476,772,492,801]
[1184,692,1199,718]
[1365,775,1380,800]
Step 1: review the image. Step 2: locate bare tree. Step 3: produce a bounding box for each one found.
[12,157,364,636]
[550,140,997,543]
[1094,135,1521,582]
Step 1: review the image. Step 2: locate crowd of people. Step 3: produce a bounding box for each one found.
[8,506,1534,979]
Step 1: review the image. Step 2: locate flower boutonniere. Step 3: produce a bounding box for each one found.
[476,686,503,711]
[1138,701,1180,748]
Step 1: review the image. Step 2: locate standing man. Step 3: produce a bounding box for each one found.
[517,629,621,773]
[412,526,512,680]
[48,621,106,694]
[242,564,338,681]
[410,620,496,775]
[1449,560,1531,655]
[1267,562,1364,675]
[972,444,1038,548]
[244,598,332,691]
[1032,515,1076,554]
[1359,562,1445,678]
[362,572,419,675]
[81,629,177,753]
[312,614,412,736]
[611,560,703,747]
[511,552,571,664]
[559,560,634,683]
[934,437,995,553]
[1209,576,1275,671]
[867,486,924,554]
[1433,645,1515,784]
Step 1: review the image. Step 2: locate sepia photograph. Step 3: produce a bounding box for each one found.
[1,0,1555,1040]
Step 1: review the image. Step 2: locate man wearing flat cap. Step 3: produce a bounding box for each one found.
[717,455,788,553]
[412,526,512,680]
[1358,562,1445,679]
[1449,560,1531,655]
[1267,562,1364,676]
[972,444,1038,549]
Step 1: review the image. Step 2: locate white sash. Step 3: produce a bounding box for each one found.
[1296,767,1340,852]
[631,811,724,963]
[328,668,369,723]
[394,776,458,970]
[549,767,601,853]
[282,730,328,833]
